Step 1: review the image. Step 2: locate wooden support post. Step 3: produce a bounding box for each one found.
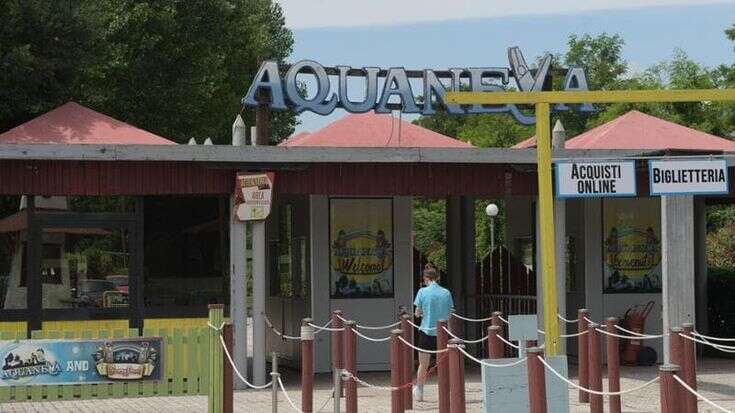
[331,310,344,397]
[390,329,405,413]
[437,319,450,413]
[681,323,697,413]
[491,311,503,328]
[669,327,684,410]
[588,323,603,413]
[400,314,413,410]
[448,339,466,413]
[271,353,279,413]
[526,347,547,413]
[301,319,315,413]
[488,325,504,359]
[208,304,224,413]
[344,321,358,413]
[223,323,233,413]
[660,364,682,413]
[578,308,590,403]
[605,318,621,413]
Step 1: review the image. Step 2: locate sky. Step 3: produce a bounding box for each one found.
[271,0,735,134]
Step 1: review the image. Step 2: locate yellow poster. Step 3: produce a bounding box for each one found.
[602,198,662,293]
[330,198,393,298]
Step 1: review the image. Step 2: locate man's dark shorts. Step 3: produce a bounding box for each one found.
[418,331,437,350]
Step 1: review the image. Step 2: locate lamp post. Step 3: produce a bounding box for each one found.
[485,203,499,296]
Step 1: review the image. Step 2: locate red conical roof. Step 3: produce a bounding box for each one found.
[0,102,175,145]
[280,112,472,148]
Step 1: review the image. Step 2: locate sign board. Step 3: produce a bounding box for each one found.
[555,161,636,198]
[482,355,569,413]
[242,47,593,125]
[1,337,163,385]
[648,159,729,195]
[235,173,274,221]
[508,314,539,342]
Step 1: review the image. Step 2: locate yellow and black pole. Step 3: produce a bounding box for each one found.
[446,88,735,357]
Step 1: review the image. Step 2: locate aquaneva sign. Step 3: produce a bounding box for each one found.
[242,47,593,125]
[648,159,729,195]
[555,161,637,198]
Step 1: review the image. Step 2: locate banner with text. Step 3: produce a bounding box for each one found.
[1,337,162,386]
[555,161,637,198]
[648,159,729,195]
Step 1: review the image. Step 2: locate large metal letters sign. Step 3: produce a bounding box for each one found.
[242,47,593,125]
[555,161,637,198]
[648,159,729,195]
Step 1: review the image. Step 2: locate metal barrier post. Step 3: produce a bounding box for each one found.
[681,323,697,413]
[344,321,358,413]
[605,317,621,413]
[588,323,603,413]
[448,338,466,413]
[526,347,547,413]
[208,304,224,413]
[390,329,405,413]
[400,314,413,410]
[223,323,233,413]
[333,365,341,413]
[271,352,279,413]
[578,308,590,403]
[437,319,450,413]
[659,364,682,413]
[491,311,503,328]
[332,310,344,388]
[301,318,315,413]
[488,325,504,358]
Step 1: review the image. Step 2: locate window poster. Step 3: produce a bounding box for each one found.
[330,198,393,298]
[602,198,662,294]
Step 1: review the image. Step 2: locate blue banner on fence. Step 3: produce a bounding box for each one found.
[0,337,163,386]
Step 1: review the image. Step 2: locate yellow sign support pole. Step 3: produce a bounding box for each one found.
[534,102,560,355]
[444,88,735,357]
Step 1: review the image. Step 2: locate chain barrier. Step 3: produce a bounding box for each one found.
[351,328,392,342]
[680,333,735,353]
[693,331,735,342]
[342,351,447,392]
[451,313,495,322]
[613,324,663,339]
[407,319,436,331]
[441,326,490,344]
[557,314,579,323]
[264,316,302,341]
[277,377,303,413]
[397,335,449,354]
[308,321,344,333]
[537,355,660,396]
[218,334,274,389]
[495,333,522,349]
[596,328,664,340]
[458,346,528,368]
[336,314,401,330]
[673,374,733,413]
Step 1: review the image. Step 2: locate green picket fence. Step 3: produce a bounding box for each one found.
[0,326,210,403]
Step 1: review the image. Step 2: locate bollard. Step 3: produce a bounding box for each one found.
[681,323,697,413]
[223,323,234,413]
[437,319,450,413]
[588,323,603,413]
[605,318,621,413]
[301,318,315,413]
[659,364,682,413]
[526,347,547,413]
[488,325,505,359]
[669,327,684,410]
[344,321,358,413]
[331,310,344,398]
[491,311,503,328]
[448,338,466,413]
[400,314,413,410]
[578,308,590,403]
[271,352,279,413]
[390,329,405,413]
[208,304,224,413]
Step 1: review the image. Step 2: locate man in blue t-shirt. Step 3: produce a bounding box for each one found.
[412,264,453,401]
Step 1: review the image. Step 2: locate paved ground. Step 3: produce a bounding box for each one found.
[3,358,735,412]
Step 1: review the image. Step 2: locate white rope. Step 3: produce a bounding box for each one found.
[219,334,273,389]
[497,315,509,324]
[452,313,494,322]
[495,333,521,349]
[353,329,392,342]
[342,370,402,392]
[458,346,528,368]
[613,324,662,339]
[208,321,225,332]
[315,389,336,413]
[356,321,401,330]
[557,314,579,323]
[680,333,735,353]
[277,377,303,413]
[264,316,302,341]
[442,326,490,344]
[538,356,660,396]
[597,328,664,340]
[561,330,589,338]
[398,335,449,354]
[583,316,597,324]
[674,374,733,413]
[693,331,735,342]
[407,319,436,331]
[308,321,344,333]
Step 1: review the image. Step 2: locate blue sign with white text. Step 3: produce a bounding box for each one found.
[1,337,163,386]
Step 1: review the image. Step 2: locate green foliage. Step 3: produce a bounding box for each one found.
[0,0,297,144]
[412,199,446,272]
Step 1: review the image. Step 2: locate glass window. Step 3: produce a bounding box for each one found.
[42,228,130,310]
[144,196,228,310]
